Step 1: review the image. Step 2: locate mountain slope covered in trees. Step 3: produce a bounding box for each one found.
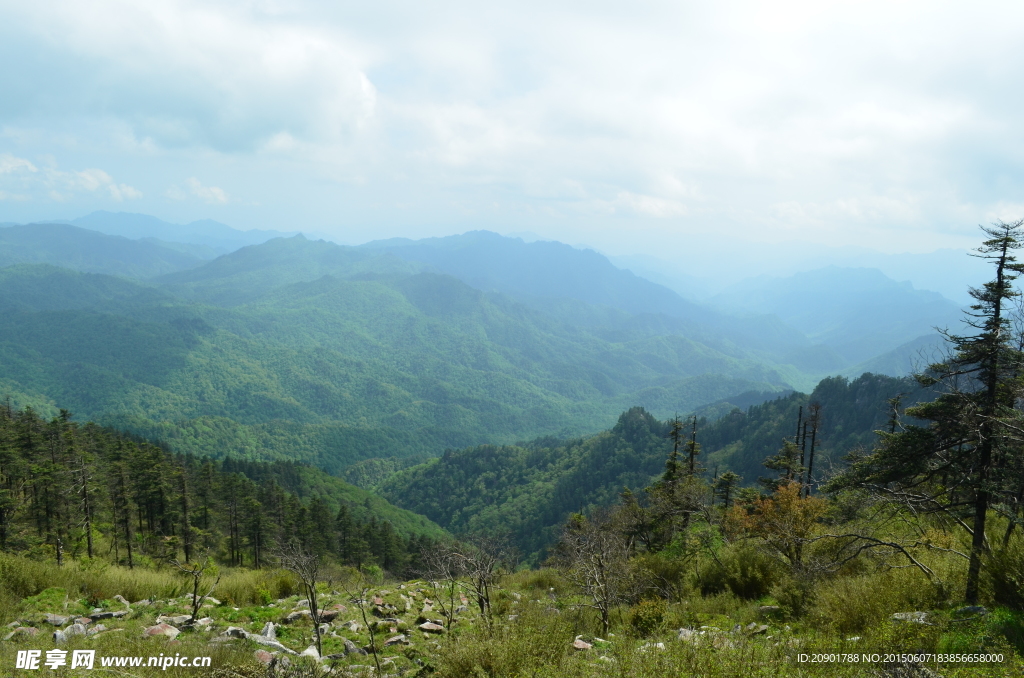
[377,373,923,561]
[0,405,444,573]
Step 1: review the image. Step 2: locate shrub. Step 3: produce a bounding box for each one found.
[699,542,781,599]
[628,599,666,637]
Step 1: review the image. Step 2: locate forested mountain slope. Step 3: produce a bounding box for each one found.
[713,266,964,364]
[0,262,789,470]
[0,223,205,278]
[0,406,445,572]
[378,373,924,561]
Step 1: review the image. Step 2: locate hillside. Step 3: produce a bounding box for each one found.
[713,266,964,364]
[378,373,924,561]
[0,223,205,278]
[0,261,790,469]
[0,406,445,572]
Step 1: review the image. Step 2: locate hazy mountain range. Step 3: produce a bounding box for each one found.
[0,212,971,471]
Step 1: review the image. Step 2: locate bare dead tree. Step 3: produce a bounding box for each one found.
[553,510,633,636]
[454,534,516,622]
[422,540,467,628]
[276,541,324,657]
[170,552,220,625]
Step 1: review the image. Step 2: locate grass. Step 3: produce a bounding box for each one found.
[0,545,1021,677]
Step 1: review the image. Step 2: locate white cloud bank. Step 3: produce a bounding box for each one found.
[2,0,1024,255]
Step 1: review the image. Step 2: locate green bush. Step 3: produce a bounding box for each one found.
[699,543,781,599]
[987,541,1024,611]
[628,599,666,637]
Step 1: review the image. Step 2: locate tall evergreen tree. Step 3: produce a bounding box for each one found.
[830,220,1024,603]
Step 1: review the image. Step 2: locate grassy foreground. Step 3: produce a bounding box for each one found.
[0,554,1021,677]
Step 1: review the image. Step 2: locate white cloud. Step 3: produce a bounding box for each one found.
[0,153,141,202]
[0,153,38,174]
[3,0,1024,256]
[167,177,228,204]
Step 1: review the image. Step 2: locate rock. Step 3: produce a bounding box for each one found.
[891,612,930,625]
[89,610,129,622]
[342,620,361,633]
[639,642,666,652]
[221,626,247,638]
[344,639,367,655]
[2,627,38,641]
[745,622,769,635]
[573,638,592,650]
[299,646,320,661]
[455,605,468,613]
[247,634,297,654]
[954,606,988,617]
[113,595,132,608]
[195,617,214,627]
[254,650,274,665]
[144,623,180,640]
[678,628,700,642]
[44,613,69,626]
[758,605,781,615]
[373,596,384,606]
[319,609,340,623]
[261,622,277,639]
[295,599,310,608]
[282,610,311,623]
[384,634,408,647]
[74,617,92,625]
[418,622,445,633]
[157,615,192,626]
[88,624,107,635]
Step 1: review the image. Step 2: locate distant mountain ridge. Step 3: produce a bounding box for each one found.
[0,222,206,278]
[66,211,298,254]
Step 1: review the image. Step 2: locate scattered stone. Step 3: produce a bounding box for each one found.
[247,634,297,654]
[758,605,781,615]
[62,624,88,641]
[194,617,214,627]
[144,624,181,640]
[157,615,192,626]
[294,600,310,609]
[678,628,699,642]
[455,605,468,613]
[344,639,367,655]
[221,627,247,638]
[745,622,769,635]
[418,622,445,634]
[891,612,930,625]
[44,613,69,626]
[639,642,666,652]
[261,622,277,639]
[299,646,320,661]
[282,610,311,623]
[573,638,592,650]
[74,617,92,625]
[254,650,274,665]
[113,595,131,608]
[508,614,519,621]
[342,620,361,633]
[89,610,129,622]
[89,624,107,635]
[319,609,340,623]
[384,634,408,647]
[3,627,38,641]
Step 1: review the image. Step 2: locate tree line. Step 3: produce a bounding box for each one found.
[0,405,433,576]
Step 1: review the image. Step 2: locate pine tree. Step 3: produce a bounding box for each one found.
[830,220,1024,603]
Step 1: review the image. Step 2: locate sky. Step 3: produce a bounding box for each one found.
[3,0,1024,263]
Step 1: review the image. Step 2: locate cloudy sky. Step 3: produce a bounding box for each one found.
[2,0,1024,262]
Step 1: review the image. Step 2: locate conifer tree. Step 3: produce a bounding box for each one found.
[830,220,1024,603]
